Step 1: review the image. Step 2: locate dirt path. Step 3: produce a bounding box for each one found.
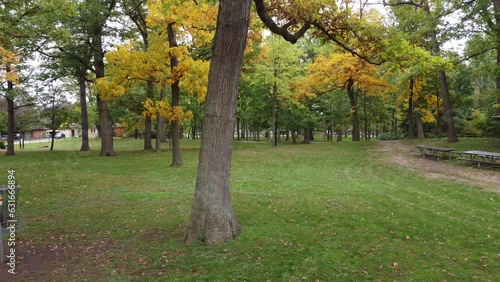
[376,140,500,193]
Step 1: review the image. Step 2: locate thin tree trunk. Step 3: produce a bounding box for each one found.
[272,81,278,147]
[156,87,167,153]
[363,93,368,141]
[50,95,56,151]
[143,80,154,151]
[168,23,183,167]
[236,117,240,141]
[408,78,416,139]
[185,0,250,245]
[436,91,442,138]
[171,83,182,166]
[5,80,15,156]
[79,76,91,151]
[346,78,360,141]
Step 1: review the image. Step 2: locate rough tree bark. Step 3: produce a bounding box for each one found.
[416,112,425,139]
[92,0,116,157]
[184,0,251,245]
[93,33,116,156]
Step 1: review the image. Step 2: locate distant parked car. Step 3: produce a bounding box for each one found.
[55,133,65,139]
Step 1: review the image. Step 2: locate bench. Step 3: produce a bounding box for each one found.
[415,145,455,161]
[458,150,500,168]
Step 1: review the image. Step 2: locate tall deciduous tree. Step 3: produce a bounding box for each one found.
[122,0,155,151]
[385,0,459,142]
[247,35,303,146]
[184,0,251,245]
[460,0,500,134]
[301,52,390,141]
[90,0,118,156]
[0,0,41,156]
[97,0,213,165]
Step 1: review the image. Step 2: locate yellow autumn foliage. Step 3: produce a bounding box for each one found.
[94,0,215,122]
[299,51,391,101]
[0,46,19,84]
[142,98,193,124]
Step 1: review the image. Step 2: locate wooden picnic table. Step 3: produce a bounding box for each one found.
[458,150,500,167]
[415,145,455,160]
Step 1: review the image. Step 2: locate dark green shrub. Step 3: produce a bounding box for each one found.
[378,132,404,140]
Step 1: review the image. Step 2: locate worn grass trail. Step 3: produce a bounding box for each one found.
[0,138,498,281]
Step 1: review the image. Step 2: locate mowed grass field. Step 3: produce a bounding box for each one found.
[0,137,499,281]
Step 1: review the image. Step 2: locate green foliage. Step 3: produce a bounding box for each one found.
[0,110,7,133]
[378,132,404,140]
[0,140,5,149]
[461,109,487,135]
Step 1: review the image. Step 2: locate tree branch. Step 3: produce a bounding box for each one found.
[253,0,310,44]
[312,23,385,65]
[382,0,423,8]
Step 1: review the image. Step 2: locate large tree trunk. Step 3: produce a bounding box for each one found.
[79,76,91,151]
[144,115,153,150]
[168,23,183,167]
[92,25,116,157]
[346,78,360,141]
[5,81,15,156]
[302,128,311,144]
[416,112,425,139]
[438,71,458,142]
[96,96,116,156]
[336,129,343,142]
[408,78,416,139]
[185,0,251,245]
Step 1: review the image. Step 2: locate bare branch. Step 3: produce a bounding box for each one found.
[382,0,423,8]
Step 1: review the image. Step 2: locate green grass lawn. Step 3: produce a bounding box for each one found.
[0,138,499,281]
